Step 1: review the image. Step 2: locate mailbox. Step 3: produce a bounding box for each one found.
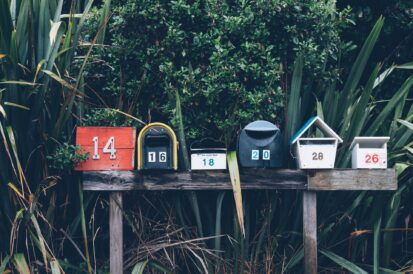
[74,127,136,171]
[290,116,342,169]
[190,138,227,170]
[350,137,389,169]
[137,122,178,170]
[237,120,283,168]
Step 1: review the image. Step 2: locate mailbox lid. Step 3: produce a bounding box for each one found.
[350,136,390,149]
[75,127,136,171]
[241,120,281,148]
[290,116,343,144]
[190,138,227,170]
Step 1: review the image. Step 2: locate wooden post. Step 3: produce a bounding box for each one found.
[110,192,123,274]
[303,191,317,274]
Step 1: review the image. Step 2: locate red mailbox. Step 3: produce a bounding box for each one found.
[75,127,136,171]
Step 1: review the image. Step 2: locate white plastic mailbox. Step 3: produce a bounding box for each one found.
[290,116,343,169]
[190,138,227,170]
[350,137,389,169]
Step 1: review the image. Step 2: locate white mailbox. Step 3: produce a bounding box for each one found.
[350,137,389,169]
[290,116,343,169]
[190,138,227,170]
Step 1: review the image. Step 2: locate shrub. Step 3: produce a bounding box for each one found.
[83,0,346,144]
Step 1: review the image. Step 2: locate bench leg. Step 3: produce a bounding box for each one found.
[303,191,317,274]
[110,192,123,274]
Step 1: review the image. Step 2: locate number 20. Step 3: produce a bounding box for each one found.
[92,136,116,160]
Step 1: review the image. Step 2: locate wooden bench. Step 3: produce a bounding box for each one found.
[82,169,397,274]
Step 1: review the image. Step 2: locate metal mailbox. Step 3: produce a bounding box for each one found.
[237,120,283,168]
[290,116,342,169]
[74,127,136,171]
[350,137,389,169]
[137,122,178,170]
[190,138,227,170]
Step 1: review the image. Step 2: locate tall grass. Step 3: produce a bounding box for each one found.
[0,0,110,272]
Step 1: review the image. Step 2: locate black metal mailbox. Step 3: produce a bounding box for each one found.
[237,120,283,168]
[137,123,178,170]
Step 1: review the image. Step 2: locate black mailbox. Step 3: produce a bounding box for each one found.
[237,120,283,168]
[137,123,178,170]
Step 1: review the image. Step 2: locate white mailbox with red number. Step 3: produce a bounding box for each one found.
[350,137,389,169]
[290,116,343,169]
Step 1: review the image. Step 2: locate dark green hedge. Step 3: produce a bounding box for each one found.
[83,0,346,144]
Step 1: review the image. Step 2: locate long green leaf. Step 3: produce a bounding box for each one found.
[31,215,48,270]
[0,255,10,274]
[285,55,303,145]
[214,192,225,253]
[227,151,244,237]
[367,76,413,135]
[78,180,93,274]
[131,260,148,274]
[12,254,30,274]
[373,217,382,274]
[336,17,384,126]
[0,0,13,52]
[321,249,368,274]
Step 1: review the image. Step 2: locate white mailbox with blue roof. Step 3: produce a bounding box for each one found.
[290,116,343,169]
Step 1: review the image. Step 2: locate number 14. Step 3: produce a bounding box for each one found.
[92,136,116,160]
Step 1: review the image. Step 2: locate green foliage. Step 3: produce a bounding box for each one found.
[46,143,89,172]
[82,108,135,126]
[83,0,346,144]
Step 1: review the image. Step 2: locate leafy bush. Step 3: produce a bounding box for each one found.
[46,143,89,173]
[83,0,347,144]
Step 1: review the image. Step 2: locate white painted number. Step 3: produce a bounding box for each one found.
[159,152,167,162]
[103,137,116,159]
[92,136,116,160]
[92,136,100,159]
[263,150,270,160]
[251,150,259,160]
[148,152,156,162]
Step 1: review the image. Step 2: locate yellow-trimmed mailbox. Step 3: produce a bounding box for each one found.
[137,122,178,170]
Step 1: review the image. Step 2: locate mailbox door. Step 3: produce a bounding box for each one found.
[142,135,172,169]
[75,127,136,171]
[238,130,283,168]
[296,143,337,169]
[191,152,227,170]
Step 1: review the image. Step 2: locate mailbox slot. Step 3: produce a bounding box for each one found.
[237,120,283,168]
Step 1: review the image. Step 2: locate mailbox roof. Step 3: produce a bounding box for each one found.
[244,120,279,131]
[350,136,390,149]
[290,116,343,144]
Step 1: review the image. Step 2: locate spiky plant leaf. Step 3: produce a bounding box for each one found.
[227,151,245,237]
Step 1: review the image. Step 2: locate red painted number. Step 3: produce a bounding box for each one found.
[365,154,379,164]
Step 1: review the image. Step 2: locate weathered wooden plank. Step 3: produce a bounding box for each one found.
[82,169,396,191]
[307,169,397,191]
[303,191,317,274]
[82,169,307,191]
[110,192,123,274]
